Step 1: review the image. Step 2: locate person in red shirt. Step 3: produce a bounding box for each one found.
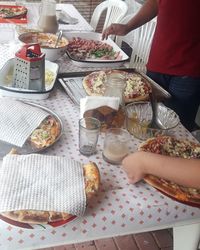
[102,0,200,131]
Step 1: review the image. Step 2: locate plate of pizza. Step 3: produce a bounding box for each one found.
[139,135,200,207]
[82,70,152,103]
[0,102,63,158]
[0,5,27,19]
[0,162,100,229]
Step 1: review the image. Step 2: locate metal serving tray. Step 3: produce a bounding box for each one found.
[0,102,63,158]
[58,68,171,106]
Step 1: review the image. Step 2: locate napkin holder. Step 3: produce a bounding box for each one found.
[12,44,45,91]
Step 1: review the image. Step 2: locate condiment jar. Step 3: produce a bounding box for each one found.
[104,73,126,107]
[37,0,58,34]
[104,73,126,128]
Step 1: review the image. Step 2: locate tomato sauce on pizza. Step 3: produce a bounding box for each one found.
[139,136,200,206]
[82,70,152,103]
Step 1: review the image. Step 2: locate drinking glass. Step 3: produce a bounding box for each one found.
[103,128,130,165]
[79,117,101,156]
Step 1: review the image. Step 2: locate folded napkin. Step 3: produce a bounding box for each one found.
[80,96,120,118]
[0,99,49,147]
[0,154,86,216]
[56,10,78,24]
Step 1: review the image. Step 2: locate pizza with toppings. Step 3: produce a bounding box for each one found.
[29,115,61,149]
[139,135,200,206]
[82,70,152,103]
[1,161,100,224]
[66,37,122,61]
[0,5,27,18]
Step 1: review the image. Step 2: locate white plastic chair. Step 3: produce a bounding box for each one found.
[115,14,157,72]
[90,0,128,32]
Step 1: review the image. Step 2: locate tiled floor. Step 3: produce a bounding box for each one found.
[39,229,173,250]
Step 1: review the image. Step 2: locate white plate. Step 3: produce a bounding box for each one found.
[0,59,59,100]
[63,31,129,67]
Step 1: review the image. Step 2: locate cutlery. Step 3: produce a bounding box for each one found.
[148,92,165,129]
[55,30,63,48]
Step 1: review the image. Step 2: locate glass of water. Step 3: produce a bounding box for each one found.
[79,117,101,156]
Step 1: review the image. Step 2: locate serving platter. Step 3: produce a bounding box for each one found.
[0,5,27,24]
[0,214,77,229]
[0,5,27,18]
[63,31,129,67]
[58,68,171,106]
[0,102,63,159]
[0,59,59,100]
[156,188,200,208]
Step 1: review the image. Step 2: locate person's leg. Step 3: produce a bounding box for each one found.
[166,76,200,131]
[147,71,171,90]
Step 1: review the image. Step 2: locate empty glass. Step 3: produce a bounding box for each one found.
[79,117,101,156]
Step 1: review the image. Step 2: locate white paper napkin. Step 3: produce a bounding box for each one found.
[80,96,120,118]
[0,99,49,147]
[0,154,86,216]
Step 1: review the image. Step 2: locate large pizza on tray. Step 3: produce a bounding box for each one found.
[0,5,27,18]
[1,161,100,224]
[82,70,152,103]
[139,135,200,206]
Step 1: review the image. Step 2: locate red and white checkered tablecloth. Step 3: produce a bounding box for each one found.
[0,87,200,250]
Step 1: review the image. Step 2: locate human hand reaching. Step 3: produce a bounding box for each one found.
[122,151,146,184]
[102,23,128,40]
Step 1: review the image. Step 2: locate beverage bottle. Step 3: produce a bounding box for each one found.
[37,0,58,34]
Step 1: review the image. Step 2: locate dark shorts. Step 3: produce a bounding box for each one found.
[147,70,200,131]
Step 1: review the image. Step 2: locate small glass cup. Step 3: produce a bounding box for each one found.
[79,117,101,156]
[103,128,130,165]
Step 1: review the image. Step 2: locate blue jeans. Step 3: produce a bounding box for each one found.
[147,71,200,131]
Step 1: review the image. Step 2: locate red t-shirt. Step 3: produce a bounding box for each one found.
[147,0,200,77]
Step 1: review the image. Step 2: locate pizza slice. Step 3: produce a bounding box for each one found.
[29,115,61,149]
[139,136,200,205]
[83,70,107,96]
[124,73,152,102]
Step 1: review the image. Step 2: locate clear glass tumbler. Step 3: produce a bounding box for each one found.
[79,117,101,156]
[103,128,130,165]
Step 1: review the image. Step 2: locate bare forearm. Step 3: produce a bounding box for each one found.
[142,152,200,188]
[102,0,158,39]
[126,0,158,33]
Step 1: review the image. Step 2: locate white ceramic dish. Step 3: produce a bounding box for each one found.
[18,32,69,61]
[0,58,59,100]
[63,31,129,67]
